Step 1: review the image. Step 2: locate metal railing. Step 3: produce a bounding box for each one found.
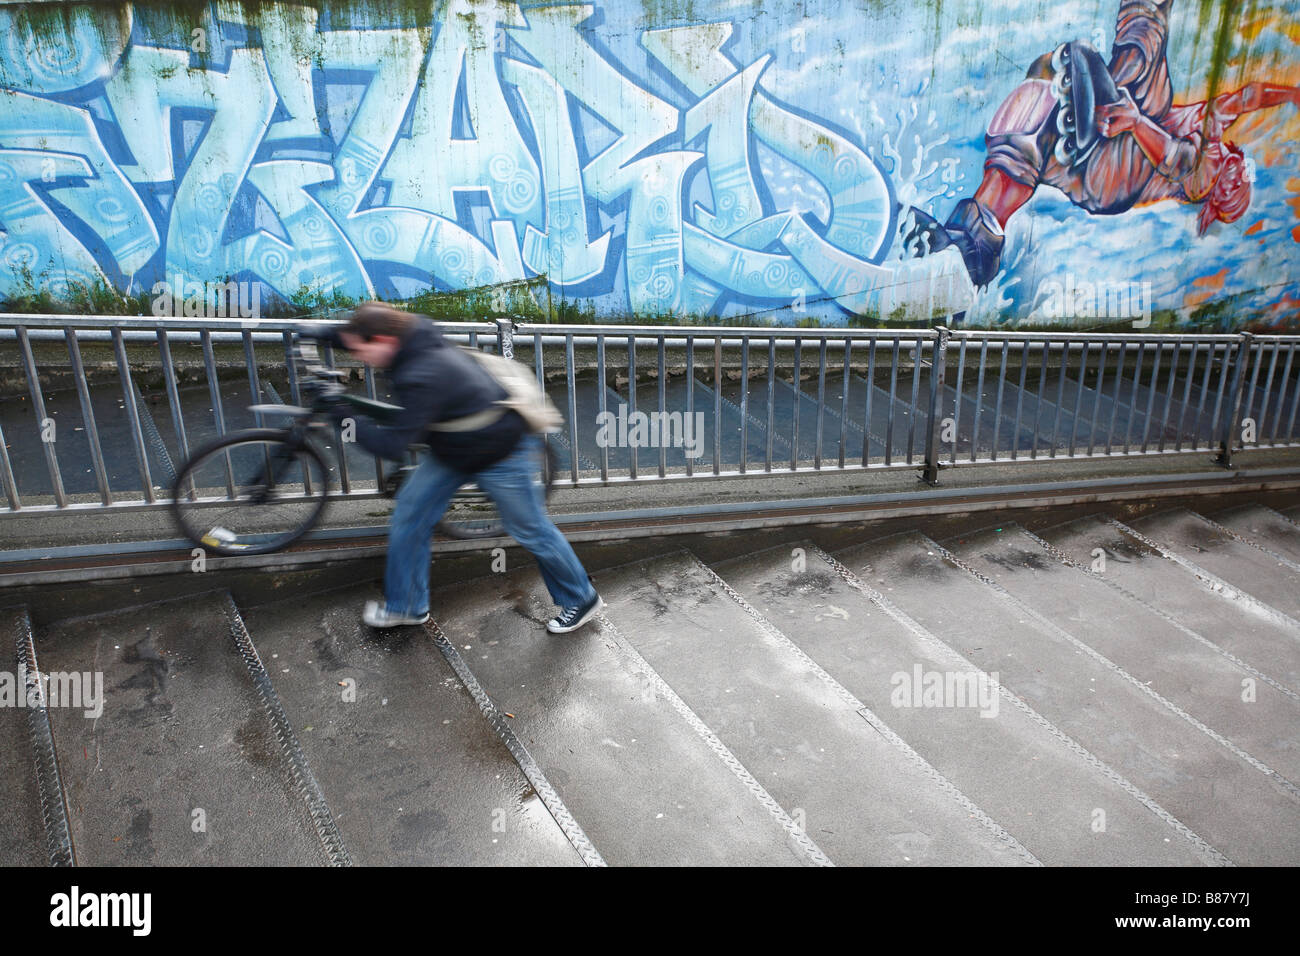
[1,314,1298,516]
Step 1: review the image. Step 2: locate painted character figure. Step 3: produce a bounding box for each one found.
[920,0,1300,287]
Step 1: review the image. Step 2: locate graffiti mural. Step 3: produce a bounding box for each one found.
[0,0,1297,328]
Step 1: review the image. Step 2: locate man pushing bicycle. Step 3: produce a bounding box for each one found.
[303,302,602,633]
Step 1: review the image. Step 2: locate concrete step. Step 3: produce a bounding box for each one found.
[945,524,1300,790]
[707,544,1205,865]
[1205,504,1300,565]
[699,376,797,468]
[597,551,1035,865]
[544,378,609,476]
[1035,515,1300,694]
[948,375,1039,454]
[1037,364,1167,451]
[832,530,1300,865]
[1127,509,1300,620]
[1102,362,1197,447]
[428,565,812,865]
[610,376,748,472]
[976,368,1088,456]
[842,371,928,461]
[34,591,325,865]
[725,373,867,465]
[0,381,179,499]
[0,605,53,865]
[237,582,582,866]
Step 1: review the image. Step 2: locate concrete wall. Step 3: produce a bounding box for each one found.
[0,0,1297,329]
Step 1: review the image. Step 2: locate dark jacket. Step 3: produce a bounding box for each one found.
[331,317,527,473]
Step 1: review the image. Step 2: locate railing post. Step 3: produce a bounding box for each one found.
[1215,331,1254,468]
[495,316,515,360]
[921,325,950,486]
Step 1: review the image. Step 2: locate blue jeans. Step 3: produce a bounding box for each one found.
[385,435,595,617]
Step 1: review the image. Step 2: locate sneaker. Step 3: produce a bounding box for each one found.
[363,600,430,628]
[547,592,604,634]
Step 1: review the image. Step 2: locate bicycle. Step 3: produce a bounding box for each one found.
[169,331,556,556]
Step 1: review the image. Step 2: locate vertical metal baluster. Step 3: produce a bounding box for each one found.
[283,329,315,497]
[922,328,948,485]
[15,326,67,506]
[863,339,876,465]
[1123,341,1145,454]
[991,340,1008,461]
[1208,341,1231,454]
[972,339,988,462]
[1069,342,1086,458]
[199,329,235,496]
[112,327,156,503]
[1051,340,1067,456]
[839,337,851,469]
[1216,333,1254,467]
[598,335,610,482]
[243,329,264,419]
[815,338,827,470]
[1032,338,1049,459]
[712,336,721,475]
[283,329,303,405]
[767,337,776,471]
[1010,340,1028,460]
[687,335,698,475]
[657,334,667,479]
[0,417,18,510]
[1196,340,1216,450]
[1158,341,1181,452]
[1141,341,1162,453]
[886,338,900,466]
[1257,341,1279,442]
[684,340,697,468]
[629,335,638,480]
[1273,342,1296,443]
[906,337,922,464]
[65,327,112,505]
[1089,342,1107,456]
[243,329,272,480]
[738,336,749,474]
[1284,342,1300,441]
[323,341,351,495]
[951,336,967,466]
[1175,343,1197,452]
[791,338,802,470]
[1105,343,1126,456]
[159,329,194,499]
[567,334,580,485]
[363,364,384,490]
[1244,338,1264,437]
[533,330,548,470]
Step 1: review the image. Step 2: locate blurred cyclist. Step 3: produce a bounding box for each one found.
[305,302,602,633]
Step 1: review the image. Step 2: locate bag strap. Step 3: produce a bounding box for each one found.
[426,406,507,433]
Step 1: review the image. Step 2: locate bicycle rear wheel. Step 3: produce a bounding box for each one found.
[171,429,329,556]
[436,440,558,540]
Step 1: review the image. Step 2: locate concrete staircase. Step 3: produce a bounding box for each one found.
[4,501,1300,866]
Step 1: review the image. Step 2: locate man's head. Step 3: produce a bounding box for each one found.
[1198,142,1252,235]
[338,301,412,368]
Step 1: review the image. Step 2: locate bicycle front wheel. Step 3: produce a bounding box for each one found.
[171,429,329,556]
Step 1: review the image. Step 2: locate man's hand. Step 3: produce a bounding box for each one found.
[1096,88,1141,138]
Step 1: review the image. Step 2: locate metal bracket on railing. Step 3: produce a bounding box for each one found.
[495,316,516,360]
[921,325,951,486]
[1215,330,1254,469]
